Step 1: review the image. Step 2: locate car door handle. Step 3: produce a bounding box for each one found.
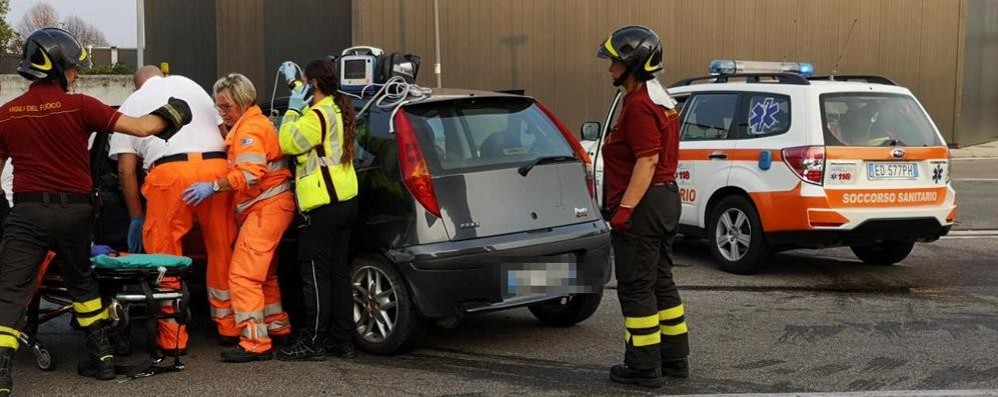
[708,151,728,160]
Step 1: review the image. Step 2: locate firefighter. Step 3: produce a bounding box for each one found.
[182,73,293,362]
[0,28,191,396]
[595,26,690,388]
[276,59,359,361]
[108,65,239,354]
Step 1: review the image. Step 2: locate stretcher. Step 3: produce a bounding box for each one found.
[21,251,193,379]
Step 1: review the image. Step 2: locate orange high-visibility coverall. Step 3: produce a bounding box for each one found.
[225,105,294,353]
[143,154,237,352]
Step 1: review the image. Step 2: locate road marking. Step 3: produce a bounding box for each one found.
[667,389,998,397]
[947,230,998,236]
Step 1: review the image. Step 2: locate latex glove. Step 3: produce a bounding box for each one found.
[611,205,634,232]
[287,82,312,114]
[90,244,114,257]
[279,62,298,86]
[183,182,215,206]
[150,97,192,141]
[127,216,144,253]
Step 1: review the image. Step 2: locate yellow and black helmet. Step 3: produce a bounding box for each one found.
[596,25,663,86]
[17,28,92,90]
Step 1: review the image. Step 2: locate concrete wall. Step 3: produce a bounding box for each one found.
[354,0,965,144]
[956,0,998,147]
[0,75,134,106]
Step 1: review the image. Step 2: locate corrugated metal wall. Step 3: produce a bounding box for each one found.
[144,0,218,92]
[957,0,998,147]
[354,0,965,143]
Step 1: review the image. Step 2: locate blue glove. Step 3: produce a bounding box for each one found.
[183,182,216,206]
[90,244,114,257]
[280,62,298,86]
[288,82,312,114]
[127,216,144,253]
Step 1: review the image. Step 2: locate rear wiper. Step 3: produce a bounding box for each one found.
[518,155,576,176]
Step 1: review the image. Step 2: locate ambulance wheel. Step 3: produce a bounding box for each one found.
[351,255,424,355]
[708,195,768,275]
[850,241,914,266]
[529,289,603,327]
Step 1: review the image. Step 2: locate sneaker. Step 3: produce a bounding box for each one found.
[324,340,356,359]
[662,357,689,379]
[0,347,13,397]
[609,364,663,388]
[221,345,272,363]
[276,334,326,362]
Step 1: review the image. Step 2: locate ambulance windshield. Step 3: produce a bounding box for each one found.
[820,93,943,147]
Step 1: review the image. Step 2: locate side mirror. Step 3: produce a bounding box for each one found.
[581,122,601,141]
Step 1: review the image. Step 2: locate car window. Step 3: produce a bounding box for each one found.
[404,98,575,173]
[679,93,738,141]
[821,93,943,147]
[744,94,791,137]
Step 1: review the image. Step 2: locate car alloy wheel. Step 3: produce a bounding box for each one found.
[352,265,399,344]
[715,208,752,262]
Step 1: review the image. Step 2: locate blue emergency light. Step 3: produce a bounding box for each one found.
[709,59,814,77]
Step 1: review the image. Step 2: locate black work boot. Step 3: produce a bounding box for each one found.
[662,357,689,379]
[610,364,663,388]
[276,333,326,361]
[0,347,13,397]
[323,340,356,359]
[221,345,272,363]
[81,320,115,380]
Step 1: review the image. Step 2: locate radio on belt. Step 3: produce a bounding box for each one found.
[339,46,384,92]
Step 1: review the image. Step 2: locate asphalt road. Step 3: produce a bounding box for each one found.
[10,160,998,396]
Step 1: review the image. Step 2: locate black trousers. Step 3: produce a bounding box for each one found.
[0,201,103,349]
[298,198,358,343]
[612,183,690,370]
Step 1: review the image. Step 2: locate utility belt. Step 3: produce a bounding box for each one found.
[13,192,95,205]
[152,151,227,167]
[651,181,679,191]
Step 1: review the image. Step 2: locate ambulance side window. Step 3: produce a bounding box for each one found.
[740,94,791,138]
[679,93,738,141]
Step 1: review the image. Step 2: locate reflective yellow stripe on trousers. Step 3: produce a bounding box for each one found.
[0,325,21,349]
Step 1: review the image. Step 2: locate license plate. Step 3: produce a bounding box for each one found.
[501,259,579,298]
[867,162,919,180]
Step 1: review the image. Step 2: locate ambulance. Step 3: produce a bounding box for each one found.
[582,60,957,274]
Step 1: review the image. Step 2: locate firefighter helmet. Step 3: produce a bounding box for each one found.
[596,25,663,86]
[17,28,92,90]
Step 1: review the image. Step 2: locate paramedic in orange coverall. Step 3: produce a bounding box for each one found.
[182,73,294,362]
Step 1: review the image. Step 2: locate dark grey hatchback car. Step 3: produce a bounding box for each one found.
[268,89,611,355]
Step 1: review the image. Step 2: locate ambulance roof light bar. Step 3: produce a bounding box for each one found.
[709,59,815,77]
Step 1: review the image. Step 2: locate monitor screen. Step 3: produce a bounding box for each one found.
[343,59,368,80]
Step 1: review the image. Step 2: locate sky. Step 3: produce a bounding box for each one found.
[7,0,138,47]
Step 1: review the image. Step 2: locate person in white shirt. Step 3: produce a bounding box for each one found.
[109,66,238,355]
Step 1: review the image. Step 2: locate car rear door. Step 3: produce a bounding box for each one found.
[677,92,741,227]
[402,97,601,241]
[819,92,950,209]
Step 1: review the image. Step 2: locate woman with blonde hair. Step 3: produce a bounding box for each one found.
[183,73,295,362]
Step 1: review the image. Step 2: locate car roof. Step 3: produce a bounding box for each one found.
[669,79,915,97]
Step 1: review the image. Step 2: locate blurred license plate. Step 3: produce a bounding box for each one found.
[867,162,918,180]
[501,259,579,298]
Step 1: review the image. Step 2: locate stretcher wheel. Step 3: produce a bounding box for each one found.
[33,346,54,371]
[112,333,132,356]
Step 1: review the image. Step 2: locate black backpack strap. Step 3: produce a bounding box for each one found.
[311,108,340,203]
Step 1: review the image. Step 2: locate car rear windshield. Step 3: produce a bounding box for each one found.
[820,93,943,147]
[403,98,576,173]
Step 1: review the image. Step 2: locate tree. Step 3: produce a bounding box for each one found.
[0,0,16,53]
[62,15,108,47]
[15,3,58,39]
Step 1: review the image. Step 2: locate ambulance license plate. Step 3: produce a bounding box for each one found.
[867,162,919,180]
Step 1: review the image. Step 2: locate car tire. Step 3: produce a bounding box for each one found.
[528,289,603,327]
[708,195,769,275]
[351,254,423,355]
[850,241,915,265]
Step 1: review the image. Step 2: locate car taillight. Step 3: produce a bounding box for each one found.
[393,110,441,217]
[534,100,596,198]
[782,145,825,185]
